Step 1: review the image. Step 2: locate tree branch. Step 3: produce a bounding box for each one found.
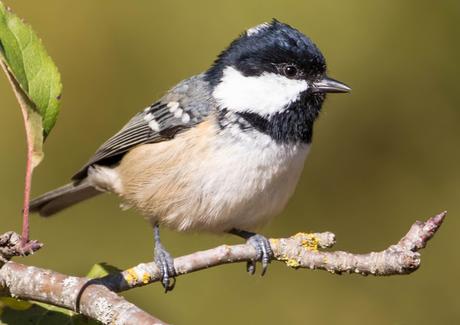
[0,212,446,324]
[104,211,446,291]
[0,262,167,325]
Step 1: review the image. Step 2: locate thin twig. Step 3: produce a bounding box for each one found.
[102,212,446,291]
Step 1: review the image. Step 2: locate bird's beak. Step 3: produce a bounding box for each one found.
[311,77,351,93]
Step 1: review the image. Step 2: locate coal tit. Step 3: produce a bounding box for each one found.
[30,19,350,292]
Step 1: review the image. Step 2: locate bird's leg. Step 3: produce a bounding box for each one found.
[153,223,176,292]
[229,229,274,276]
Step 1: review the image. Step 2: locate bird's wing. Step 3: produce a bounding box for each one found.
[72,75,213,180]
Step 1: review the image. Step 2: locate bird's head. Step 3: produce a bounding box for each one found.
[205,19,350,123]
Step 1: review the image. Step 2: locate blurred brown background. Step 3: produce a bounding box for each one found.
[1,0,459,324]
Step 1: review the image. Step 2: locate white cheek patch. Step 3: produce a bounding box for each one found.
[212,66,308,116]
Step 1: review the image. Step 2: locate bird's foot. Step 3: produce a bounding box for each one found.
[230,229,274,276]
[246,233,274,275]
[154,242,176,292]
[153,223,176,293]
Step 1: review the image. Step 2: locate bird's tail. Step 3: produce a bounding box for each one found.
[29,182,102,217]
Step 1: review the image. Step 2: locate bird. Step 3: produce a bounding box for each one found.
[30,19,350,292]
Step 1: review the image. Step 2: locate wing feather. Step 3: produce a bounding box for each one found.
[72,75,213,181]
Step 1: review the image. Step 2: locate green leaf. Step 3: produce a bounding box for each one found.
[87,262,123,279]
[0,1,62,142]
[0,298,101,325]
[0,297,32,311]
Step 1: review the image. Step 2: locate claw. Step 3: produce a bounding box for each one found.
[155,243,176,292]
[154,224,176,293]
[247,261,256,275]
[229,229,274,276]
[247,234,273,276]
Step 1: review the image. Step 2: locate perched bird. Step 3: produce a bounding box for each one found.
[30,19,350,292]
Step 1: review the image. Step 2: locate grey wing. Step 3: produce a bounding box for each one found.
[72,75,213,180]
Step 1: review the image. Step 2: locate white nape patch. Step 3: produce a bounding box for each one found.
[148,120,160,132]
[167,101,180,113]
[246,22,270,36]
[213,66,308,115]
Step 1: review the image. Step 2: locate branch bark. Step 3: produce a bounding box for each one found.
[0,231,42,263]
[0,262,166,325]
[0,212,446,325]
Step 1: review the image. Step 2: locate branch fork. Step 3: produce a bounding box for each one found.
[0,212,447,325]
[0,231,42,265]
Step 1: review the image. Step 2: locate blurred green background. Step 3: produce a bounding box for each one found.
[1,0,459,324]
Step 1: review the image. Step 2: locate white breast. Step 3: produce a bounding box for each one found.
[181,126,310,232]
[112,116,310,233]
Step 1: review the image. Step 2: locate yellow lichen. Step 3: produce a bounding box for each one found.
[285,258,300,268]
[124,268,138,285]
[142,272,150,284]
[300,233,319,252]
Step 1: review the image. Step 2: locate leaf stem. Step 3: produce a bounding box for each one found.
[20,103,33,244]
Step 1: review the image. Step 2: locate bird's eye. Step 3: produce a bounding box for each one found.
[283,65,298,78]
